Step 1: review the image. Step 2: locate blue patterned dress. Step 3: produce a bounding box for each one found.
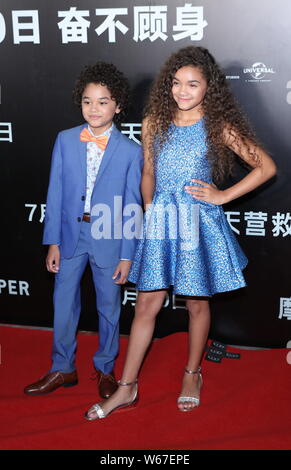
[128,118,248,296]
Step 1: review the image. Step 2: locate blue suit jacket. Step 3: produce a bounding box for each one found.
[43,123,143,267]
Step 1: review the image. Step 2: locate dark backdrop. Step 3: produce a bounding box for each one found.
[1,0,291,347]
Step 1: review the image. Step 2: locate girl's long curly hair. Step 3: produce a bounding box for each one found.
[144,46,261,183]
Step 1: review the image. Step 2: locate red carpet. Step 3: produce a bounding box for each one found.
[0,324,291,450]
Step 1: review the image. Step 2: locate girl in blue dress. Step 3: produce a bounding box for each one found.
[85,46,276,420]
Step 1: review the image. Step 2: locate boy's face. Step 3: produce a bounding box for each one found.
[81,82,121,135]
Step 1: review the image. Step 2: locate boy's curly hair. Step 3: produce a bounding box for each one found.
[145,46,261,183]
[73,62,130,124]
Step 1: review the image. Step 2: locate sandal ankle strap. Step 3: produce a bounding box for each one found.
[118,379,138,386]
[184,366,202,375]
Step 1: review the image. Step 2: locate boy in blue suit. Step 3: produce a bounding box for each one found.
[24,62,143,398]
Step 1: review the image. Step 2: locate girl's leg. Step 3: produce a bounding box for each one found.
[86,289,167,418]
[178,298,211,411]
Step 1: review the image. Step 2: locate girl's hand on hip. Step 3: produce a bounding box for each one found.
[185,179,226,205]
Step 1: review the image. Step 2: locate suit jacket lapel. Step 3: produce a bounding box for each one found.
[94,125,121,187]
[77,124,87,185]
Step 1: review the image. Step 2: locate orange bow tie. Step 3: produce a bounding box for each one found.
[80,128,109,150]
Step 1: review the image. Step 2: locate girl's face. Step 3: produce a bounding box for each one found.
[171,66,207,113]
[81,82,121,135]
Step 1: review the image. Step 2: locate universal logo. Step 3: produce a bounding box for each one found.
[243,62,276,83]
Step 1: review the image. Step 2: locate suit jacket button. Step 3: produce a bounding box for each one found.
[77,217,81,222]
[81,196,85,201]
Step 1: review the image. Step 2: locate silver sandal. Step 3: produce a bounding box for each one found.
[177,366,203,411]
[84,379,138,421]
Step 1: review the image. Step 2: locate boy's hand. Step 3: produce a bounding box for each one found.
[46,244,60,273]
[112,260,132,285]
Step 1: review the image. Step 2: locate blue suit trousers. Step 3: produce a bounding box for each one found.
[50,221,120,374]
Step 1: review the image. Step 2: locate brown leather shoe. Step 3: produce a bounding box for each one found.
[93,369,118,398]
[24,371,78,395]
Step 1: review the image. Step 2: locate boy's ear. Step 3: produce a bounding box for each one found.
[115,104,122,114]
